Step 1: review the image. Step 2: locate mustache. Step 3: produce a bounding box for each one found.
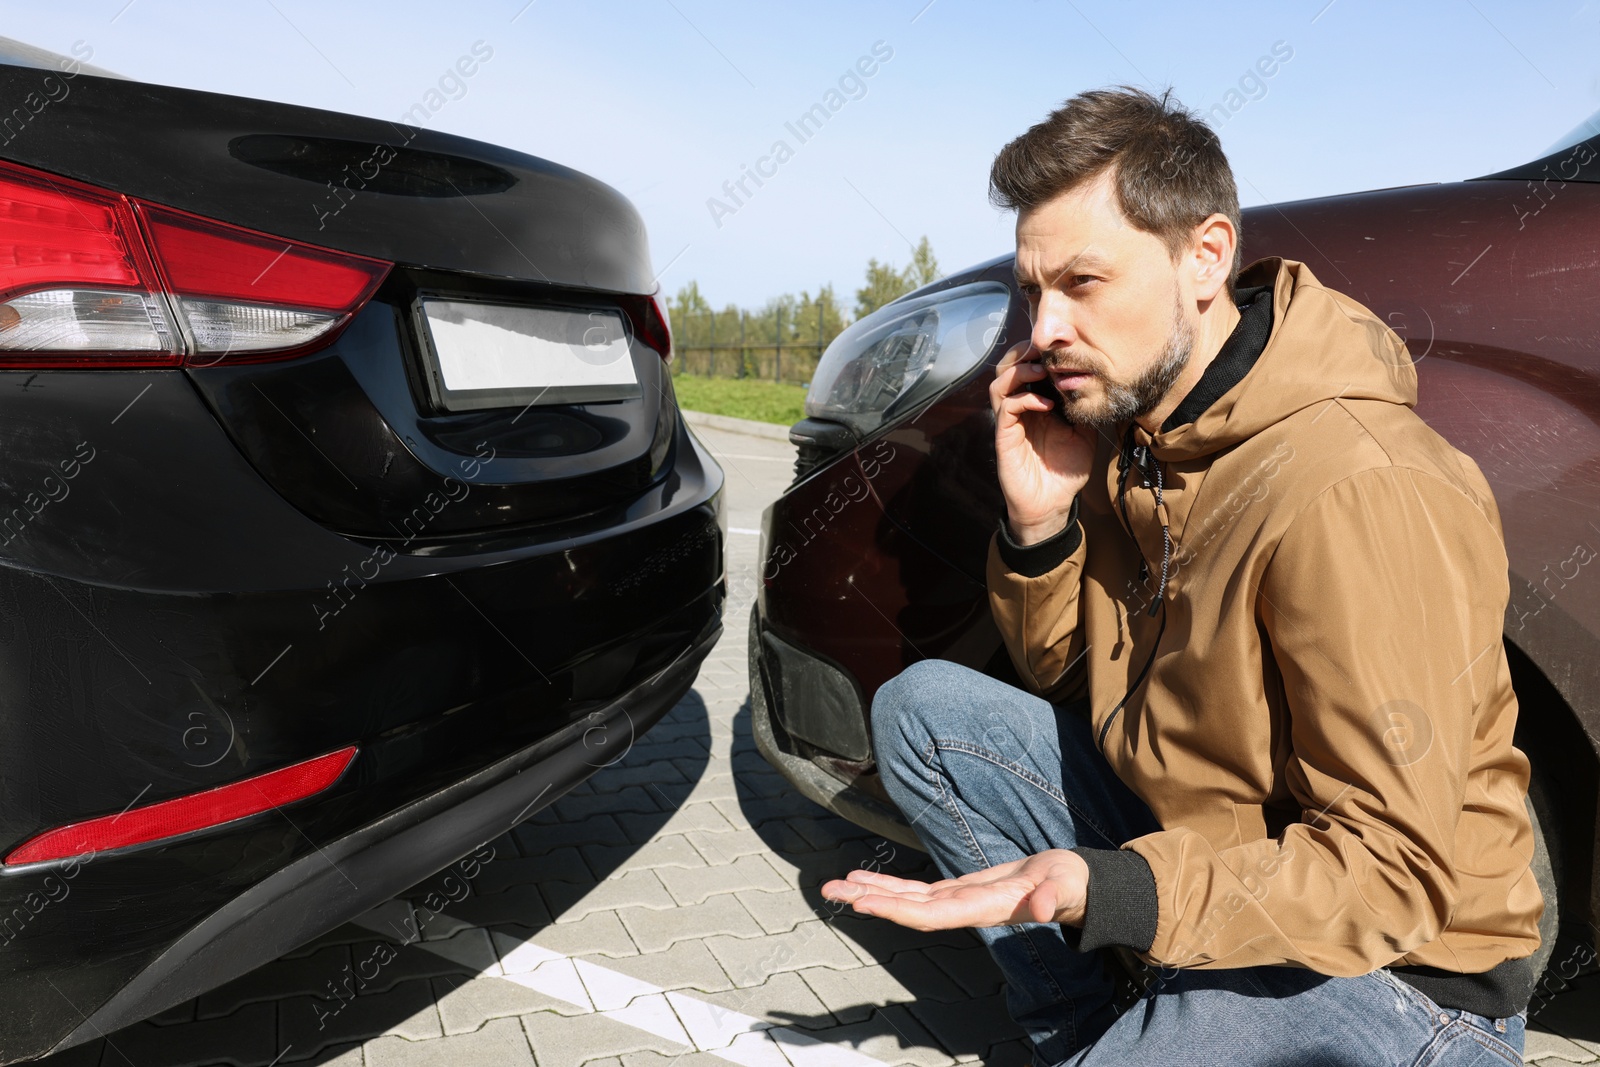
[1038,353,1103,376]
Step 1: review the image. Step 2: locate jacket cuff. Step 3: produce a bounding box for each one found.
[1063,847,1158,954]
[997,498,1081,578]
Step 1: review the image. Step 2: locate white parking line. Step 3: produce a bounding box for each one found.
[352,910,890,1067]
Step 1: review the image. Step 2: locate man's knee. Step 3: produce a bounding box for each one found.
[870,658,980,776]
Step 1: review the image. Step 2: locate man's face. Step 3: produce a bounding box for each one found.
[1014,170,1196,429]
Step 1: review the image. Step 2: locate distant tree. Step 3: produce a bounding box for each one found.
[709,301,746,377]
[855,258,912,319]
[668,282,716,374]
[907,236,941,288]
[794,284,849,351]
[854,236,940,318]
[668,241,937,381]
[669,281,711,328]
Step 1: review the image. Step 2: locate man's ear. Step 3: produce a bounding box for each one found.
[1190,213,1237,302]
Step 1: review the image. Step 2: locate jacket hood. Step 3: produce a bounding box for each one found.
[1148,257,1417,462]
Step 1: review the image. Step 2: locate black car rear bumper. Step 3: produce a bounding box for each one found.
[41,611,718,1060]
[0,366,726,1063]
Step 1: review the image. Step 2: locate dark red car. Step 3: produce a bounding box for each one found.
[752,122,1600,989]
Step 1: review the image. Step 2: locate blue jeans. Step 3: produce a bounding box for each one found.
[871,659,1527,1066]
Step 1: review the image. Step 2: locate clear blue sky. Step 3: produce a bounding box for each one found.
[5,1,1596,309]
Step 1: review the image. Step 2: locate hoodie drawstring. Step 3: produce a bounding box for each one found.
[1100,430,1171,752]
[1115,430,1173,615]
[1150,462,1171,617]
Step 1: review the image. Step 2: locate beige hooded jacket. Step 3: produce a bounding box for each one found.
[987,257,1541,992]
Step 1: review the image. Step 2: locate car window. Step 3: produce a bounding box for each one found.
[0,35,124,79]
[1542,108,1600,158]
[1475,108,1600,182]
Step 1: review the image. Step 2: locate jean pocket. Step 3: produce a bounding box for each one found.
[1370,970,1524,1064]
[1456,1010,1524,1065]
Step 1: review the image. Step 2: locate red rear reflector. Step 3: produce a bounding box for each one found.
[140,205,389,312]
[4,746,357,865]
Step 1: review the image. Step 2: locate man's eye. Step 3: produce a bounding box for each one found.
[1070,275,1098,288]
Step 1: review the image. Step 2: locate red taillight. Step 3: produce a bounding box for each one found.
[4,746,357,866]
[141,205,386,313]
[0,158,391,368]
[0,163,178,365]
[0,166,148,298]
[625,291,672,363]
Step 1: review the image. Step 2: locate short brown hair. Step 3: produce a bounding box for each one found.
[990,86,1242,291]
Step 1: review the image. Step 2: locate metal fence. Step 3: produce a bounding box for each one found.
[669,306,836,386]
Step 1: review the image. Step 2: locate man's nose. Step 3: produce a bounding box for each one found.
[1031,293,1078,352]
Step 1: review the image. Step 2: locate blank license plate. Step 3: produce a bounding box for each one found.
[417,298,641,412]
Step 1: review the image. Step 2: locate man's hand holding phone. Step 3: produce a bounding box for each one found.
[990,341,1097,546]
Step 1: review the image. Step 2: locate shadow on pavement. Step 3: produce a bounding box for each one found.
[728,696,1031,1064]
[1529,954,1600,1051]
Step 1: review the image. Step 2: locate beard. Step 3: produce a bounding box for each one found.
[1047,293,1195,430]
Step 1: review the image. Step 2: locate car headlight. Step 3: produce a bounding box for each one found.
[804,280,1010,439]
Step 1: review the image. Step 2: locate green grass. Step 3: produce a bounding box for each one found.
[672,374,809,426]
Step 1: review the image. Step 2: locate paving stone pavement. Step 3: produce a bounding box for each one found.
[35,418,1600,1065]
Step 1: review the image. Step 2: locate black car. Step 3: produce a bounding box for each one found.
[0,58,723,1062]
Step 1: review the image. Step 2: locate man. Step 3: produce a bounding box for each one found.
[821,87,1540,1065]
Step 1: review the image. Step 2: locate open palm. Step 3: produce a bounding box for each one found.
[820,849,1088,931]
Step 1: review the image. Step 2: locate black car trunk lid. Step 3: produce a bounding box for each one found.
[0,65,673,539]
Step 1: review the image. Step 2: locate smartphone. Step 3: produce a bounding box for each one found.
[1018,347,1057,408]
